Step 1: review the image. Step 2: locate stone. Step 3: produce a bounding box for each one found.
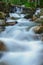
[0,26,5,32]
[0,19,6,32]
[0,41,8,51]
[33,26,43,34]
[40,16,43,19]
[40,8,43,15]
[0,12,6,19]
[35,17,43,24]
[0,19,6,25]
[32,15,38,21]
[22,7,33,14]
[24,14,33,19]
[0,62,7,65]
[10,17,18,20]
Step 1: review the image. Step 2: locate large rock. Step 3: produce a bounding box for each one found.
[24,14,33,19]
[22,7,34,14]
[33,26,43,34]
[40,8,43,16]
[0,19,6,25]
[0,41,8,51]
[0,12,6,19]
[32,15,38,21]
[35,16,43,24]
[0,26,5,32]
[0,62,7,65]
[0,19,6,32]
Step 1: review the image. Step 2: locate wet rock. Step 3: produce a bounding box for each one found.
[6,21,18,26]
[0,62,7,65]
[0,12,6,19]
[33,8,43,34]
[0,41,8,51]
[31,8,41,21]
[24,14,33,19]
[22,7,33,14]
[0,53,3,59]
[40,8,43,16]
[10,5,16,13]
[10,17,18,20]
[33,26,43,34]
[40,34,43,41]
[32,15,38,21]
[35,16,43,24]
[0,19,6,32]
[0,26,5,32]
[0,19,6,25]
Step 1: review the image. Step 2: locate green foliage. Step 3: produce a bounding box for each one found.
[40,0,43,7]
[24,2,35,8]
[0,0,43,7]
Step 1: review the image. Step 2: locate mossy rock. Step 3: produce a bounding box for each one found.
[0,12,6,19]
[0,19,6,25]
[10,17,19,20]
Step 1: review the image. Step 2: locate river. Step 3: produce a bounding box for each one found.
[0,7,43,65]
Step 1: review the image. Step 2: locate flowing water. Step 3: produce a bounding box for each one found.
[0,7,43,65]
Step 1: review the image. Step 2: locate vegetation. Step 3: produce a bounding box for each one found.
[0,0,43,8]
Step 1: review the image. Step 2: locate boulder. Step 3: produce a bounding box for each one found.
[0,26,5,32]
[0,12,6,19]
[40,8,43,16]
[0,19,6,32]
[35,17,43,24]
[22,7,34,14]
[32,15,38,21]
[33,26,43,34]
[0,62,7,65]
[24,14,33,19]
[0,19,6,25]
[10,17,18,20]
[0,41,8,51]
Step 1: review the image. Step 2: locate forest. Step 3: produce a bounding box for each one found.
[0,0,43,7]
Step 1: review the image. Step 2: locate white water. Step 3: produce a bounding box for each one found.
[0,52,42,65]
[35,8,41,15]
[16,7,23,14]
[9,13,25,18]
[0,8,43,65]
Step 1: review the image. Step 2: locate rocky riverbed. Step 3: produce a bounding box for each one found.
[0,4,43,65]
